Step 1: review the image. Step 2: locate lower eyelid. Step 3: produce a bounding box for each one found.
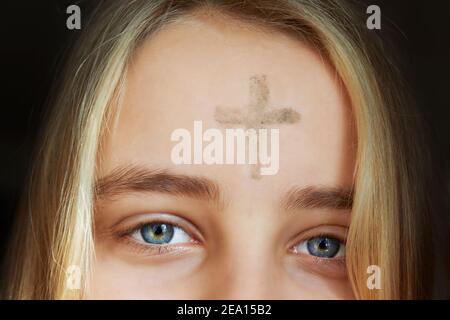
[120,235,200,257]
[290,252,348,278]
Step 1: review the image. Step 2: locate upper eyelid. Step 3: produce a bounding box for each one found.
[305,234,347,243]
[108,210,199,231]
[118,220,184,238]
[112,213,204,243]
[287,226,349,249]
[291,234,346,253]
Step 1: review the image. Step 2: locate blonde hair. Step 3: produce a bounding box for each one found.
[3,0,446,299]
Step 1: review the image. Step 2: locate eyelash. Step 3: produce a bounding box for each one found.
[115,220,199,256]
[288,233,347,276]
[114,218,347,275]
[291,233,347,257]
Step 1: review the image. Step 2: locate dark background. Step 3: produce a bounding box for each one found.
[0,0,449,266]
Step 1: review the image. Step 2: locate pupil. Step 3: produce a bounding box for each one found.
[318,239,328,251]
[154,225,164,235]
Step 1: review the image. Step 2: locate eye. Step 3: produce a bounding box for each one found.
[132,222,193,245]
[294,236,345,258]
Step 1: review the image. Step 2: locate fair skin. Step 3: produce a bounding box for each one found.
[89,14,356,299]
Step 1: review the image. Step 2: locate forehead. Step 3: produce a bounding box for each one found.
[99,15,355,193]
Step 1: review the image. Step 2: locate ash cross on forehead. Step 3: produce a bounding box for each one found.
[214,74,300,179]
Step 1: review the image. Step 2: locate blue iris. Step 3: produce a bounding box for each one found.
[307,236,341,258]
[140,223,175,244]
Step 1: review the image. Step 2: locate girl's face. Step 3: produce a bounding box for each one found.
[90,15,356,299]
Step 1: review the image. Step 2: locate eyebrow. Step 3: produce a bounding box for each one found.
[95,165,221,203]
[281,186,353,211]
[95,165,353,211]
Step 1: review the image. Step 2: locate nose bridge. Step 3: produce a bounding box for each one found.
[209,214,282,299]
[202,185,283,299]
[229,258,279,299]
[206,245,278,299]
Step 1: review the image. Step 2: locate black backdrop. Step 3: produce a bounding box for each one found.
[0,0,449,267]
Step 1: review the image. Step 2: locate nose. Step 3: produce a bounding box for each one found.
[198,199,288,299]
[200,215,286,300]
[202,237,285,299]
[191,185,303,299]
